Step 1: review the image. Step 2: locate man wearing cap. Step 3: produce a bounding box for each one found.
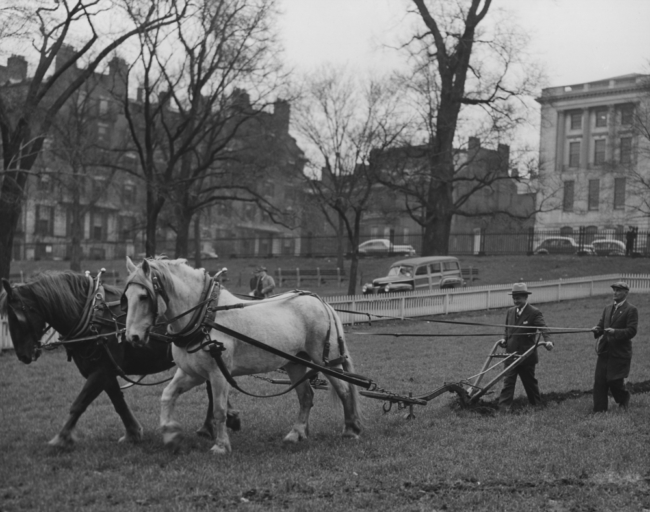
[249,266,276,298]
[498,282,553,411]
[590,281,638,412]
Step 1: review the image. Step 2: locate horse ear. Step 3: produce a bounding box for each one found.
[126,256,137,275]
[1,278,12,298]
[142,259,151,278]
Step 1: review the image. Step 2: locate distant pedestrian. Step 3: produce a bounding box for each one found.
[625,227,636,257]
[590,281,637,412]
[249,266,275,298]
[498,282,553,412]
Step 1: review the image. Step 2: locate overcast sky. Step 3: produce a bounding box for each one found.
[277,0,650,88]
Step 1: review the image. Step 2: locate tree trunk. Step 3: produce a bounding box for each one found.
[144,187,164,258]
[69,212,84,272]
[174,206,192,259]
[0,160,29,279]
[0,201,19,280]
[193,215,202,268]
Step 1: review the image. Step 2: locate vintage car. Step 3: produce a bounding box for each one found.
[533,236,594,256]
[362,255,464,294]
[350,239,417,258]
[591,239,626,256]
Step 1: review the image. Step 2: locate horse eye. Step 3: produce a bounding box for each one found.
[139,295,149,302]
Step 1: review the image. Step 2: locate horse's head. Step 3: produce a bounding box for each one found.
[123,257,168,347]
[1,279,46,364]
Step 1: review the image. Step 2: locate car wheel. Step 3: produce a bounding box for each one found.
[535,249,549,255]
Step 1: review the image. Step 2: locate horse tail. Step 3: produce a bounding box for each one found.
[324,302,365,427]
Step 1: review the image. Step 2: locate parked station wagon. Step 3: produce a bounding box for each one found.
[362,256,464,294]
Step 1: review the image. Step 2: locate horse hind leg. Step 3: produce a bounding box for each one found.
[282,362,314,444]
[103,375,143,443]
[324,362,363,440]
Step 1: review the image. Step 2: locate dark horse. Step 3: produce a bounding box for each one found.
[1,271,239,447]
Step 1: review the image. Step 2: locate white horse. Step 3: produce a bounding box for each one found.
[123,257,362,454]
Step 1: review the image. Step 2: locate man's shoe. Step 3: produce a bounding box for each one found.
[619,391,631,410]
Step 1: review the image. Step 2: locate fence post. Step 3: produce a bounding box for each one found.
[350,300,356,326]
[296,267,300,288]
[486,289,491,310]
[278,268,282,287]
[317,267,321,286]
[400,297,405,320]
[337,267,341,287]
[444,293,449,315]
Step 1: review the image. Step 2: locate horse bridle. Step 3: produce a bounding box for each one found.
[122,267,223,347]
[120,271,170,321]
[6,292,51,349]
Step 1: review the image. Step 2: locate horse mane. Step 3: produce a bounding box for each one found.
[16,271,92,322]
[139,257,200,297]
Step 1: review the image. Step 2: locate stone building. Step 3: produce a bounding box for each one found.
[535,74,649,237]
[1,50,305,262]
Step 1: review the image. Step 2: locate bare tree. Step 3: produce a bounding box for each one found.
[0,0,181,279]
[376,0,543,256]
[292,65,408,295]
[121,0,287,261]
[47,83,129,271]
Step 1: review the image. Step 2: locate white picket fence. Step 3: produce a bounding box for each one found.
[326,273,650,325]
[1,273,648,350]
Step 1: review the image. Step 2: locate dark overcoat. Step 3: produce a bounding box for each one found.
[504,304,550,366]
[593,301,638,380]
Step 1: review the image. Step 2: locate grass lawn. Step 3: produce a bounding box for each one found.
[1,293,649,511]
[9,253,649,297]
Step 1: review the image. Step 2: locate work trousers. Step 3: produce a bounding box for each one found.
[593,356,629,412]
[498,363,541,408]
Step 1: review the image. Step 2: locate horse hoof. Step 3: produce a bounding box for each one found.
[342,431,360,440]
[283,430,306,444]
[119,429,144,444]
[195,426,214,440]
[210,443,231,455]
[226,414,241,432]
[48,434,74,448]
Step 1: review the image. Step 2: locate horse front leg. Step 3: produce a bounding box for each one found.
[160,368,204,450]
[103,375,143,443]
[282,363,314,443]
[196,382,241,439]
[49,369,107,447]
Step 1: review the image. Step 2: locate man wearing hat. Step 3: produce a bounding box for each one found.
[590,281,638,412]
[249,266,276,298]
[498,282,553,411]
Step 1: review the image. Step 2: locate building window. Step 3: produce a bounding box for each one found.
[620,137,632,164]
[560,226,574,236]
[35,205,54,235]
[568,141,580,167]
[562,181,574,212]
[118,216,135,241]
[97,122,109,143]
[569,112,582,130]
[593,139,606,165]
[614,178,626,210]
[91,212,105,240]
[123,183,136,204]
[37,175,52,192]
[588,180,600,210]
[620,105,634,125]
[98,98,109,116]
[595,109,607,128]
